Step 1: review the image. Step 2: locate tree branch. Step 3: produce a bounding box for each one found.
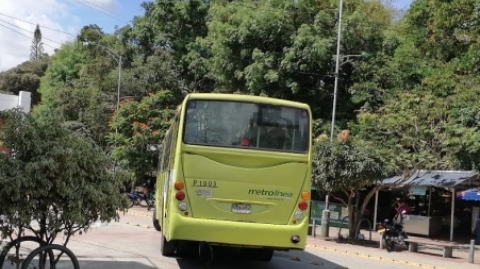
[331,194,347,207]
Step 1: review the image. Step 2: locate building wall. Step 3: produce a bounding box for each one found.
[0,91,32,113]
[0,91,32,154]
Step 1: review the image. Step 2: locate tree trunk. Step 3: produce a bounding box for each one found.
[347,187,383,240]
[38,216,47,269]
[347,191,363,239]
[347,194,355,238]
[360,186,382,227]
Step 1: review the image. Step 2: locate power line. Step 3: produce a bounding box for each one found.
[81,0,131,21]
[0,22,58,49]
[0,19,64,45]
[73,0,130,24]
[0,13,75,37]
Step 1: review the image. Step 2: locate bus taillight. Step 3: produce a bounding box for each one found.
[174,181,185,190]
[301,191,311,200]
[298,201,308,211]
[175,191,186,200]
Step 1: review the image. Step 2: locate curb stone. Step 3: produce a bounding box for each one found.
[306,243,454,269]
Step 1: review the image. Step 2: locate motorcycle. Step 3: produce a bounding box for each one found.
[126,192,141,208]
[377,210,409,252]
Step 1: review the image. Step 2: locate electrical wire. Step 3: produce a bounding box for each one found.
[0,22,58,49]
[72,0,130,24]
[0,19,65,46]
[0,12,75,37]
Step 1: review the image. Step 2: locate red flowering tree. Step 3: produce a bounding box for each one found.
[107,90,177,190]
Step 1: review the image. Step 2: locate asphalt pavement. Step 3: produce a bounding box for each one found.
[2,207,470,269]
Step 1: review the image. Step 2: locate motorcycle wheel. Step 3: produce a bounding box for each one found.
[382,235,395,252]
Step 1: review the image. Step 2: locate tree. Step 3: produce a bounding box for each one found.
[0,58,49,106]
[34,42,115,148]
[108,90,178,190]
[0,108,129,268]
[201,0,394,125]
[30,24,45,61]
[312,131,386,238]
[351,91,480,175]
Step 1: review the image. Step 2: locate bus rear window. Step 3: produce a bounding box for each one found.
[182,100,310,153]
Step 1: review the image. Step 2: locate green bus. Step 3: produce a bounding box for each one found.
[153,93,312,261]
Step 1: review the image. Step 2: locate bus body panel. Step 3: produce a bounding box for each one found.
[155,93,312,251]
[167,212,309,250]
[180,148,309,225]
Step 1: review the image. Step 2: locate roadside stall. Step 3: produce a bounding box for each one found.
[374,170,480,241]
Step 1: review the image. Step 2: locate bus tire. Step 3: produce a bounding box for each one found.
[242,248,274,262]
[257,249,274,262]
[160,232,176,257]
[152,209,161,231]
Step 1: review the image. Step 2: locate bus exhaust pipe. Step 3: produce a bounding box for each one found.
[199,241,214,263]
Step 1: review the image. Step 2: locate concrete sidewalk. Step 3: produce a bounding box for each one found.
[307,226,479,269]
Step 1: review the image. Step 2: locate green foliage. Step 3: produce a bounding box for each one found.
[313,138,385,194]
[352,91,480,174]
[3,0,480,226]
[312,137,385,237]
[0,108,128,246]
[108,91,177,179]
[201,0,393,120]
[0,58,49,105]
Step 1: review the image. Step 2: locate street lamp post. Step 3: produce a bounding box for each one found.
[82,41,122,173]
[320,0,371,238]
[320,0,344,239]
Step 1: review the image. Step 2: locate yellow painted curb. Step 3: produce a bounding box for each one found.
[124,210,151,218]
[306,244,453,269]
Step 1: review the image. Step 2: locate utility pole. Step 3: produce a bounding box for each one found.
[82,41,122,174]
[321,0,344,239]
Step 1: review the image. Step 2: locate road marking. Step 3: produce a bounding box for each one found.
[306,244,454,269]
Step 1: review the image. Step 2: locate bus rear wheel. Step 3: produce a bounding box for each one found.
[257,249,274,261]
[160,232,176,257]
[152,209,161,231]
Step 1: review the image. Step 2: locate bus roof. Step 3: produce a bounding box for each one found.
[183,93,311,111]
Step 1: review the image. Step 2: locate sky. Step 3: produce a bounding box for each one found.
[0,0,414,72]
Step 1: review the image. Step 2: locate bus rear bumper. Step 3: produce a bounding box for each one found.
[168,214,308,250]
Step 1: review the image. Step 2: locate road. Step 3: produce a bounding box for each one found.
[4,207,419,269]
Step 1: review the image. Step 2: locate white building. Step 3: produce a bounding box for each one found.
[0,91,32,154]
[0,91,32,113]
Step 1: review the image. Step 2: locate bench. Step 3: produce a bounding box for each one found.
[403,239,461,258]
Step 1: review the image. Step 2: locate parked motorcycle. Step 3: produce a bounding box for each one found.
[377,210,409,252]
[126,192,141,208]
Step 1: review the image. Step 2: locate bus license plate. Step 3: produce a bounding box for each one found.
[231,203,251,214]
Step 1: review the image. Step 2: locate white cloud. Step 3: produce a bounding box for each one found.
[0,0,78,72]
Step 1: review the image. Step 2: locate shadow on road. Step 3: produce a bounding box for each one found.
[2,261,158,269]
[5,253,345,269]
[176,248,345,269]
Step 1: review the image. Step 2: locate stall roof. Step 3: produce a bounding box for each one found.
[381,170,480,190]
